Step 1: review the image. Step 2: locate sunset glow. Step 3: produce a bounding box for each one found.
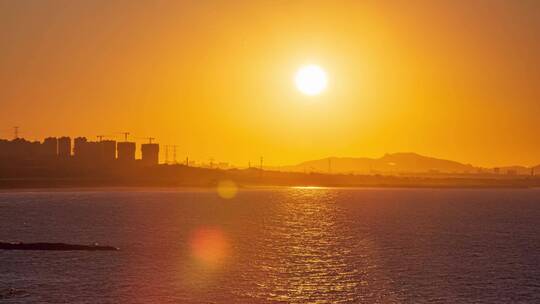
[1,1,540,167]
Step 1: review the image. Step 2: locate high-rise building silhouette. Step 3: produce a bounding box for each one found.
[117,141,136,161]
[58,137,71,158]
[0,138,39,160]
[84,142,100,160]
[141,143,159,165]
[41,137,58,157]
[100,140,116,161]
[74,137,100,160]
[74,137,87,158]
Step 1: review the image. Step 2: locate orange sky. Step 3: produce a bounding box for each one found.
[1,1,539,167]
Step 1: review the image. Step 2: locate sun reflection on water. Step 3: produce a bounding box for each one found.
[290,186,330,190]
[242,188,363,303]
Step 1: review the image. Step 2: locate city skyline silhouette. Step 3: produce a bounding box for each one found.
[0,132,539,190]
[1,132,540,173]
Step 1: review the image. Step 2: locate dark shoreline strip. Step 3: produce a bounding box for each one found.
[0,242,118,251]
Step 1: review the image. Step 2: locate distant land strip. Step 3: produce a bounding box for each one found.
[0,166,539,189]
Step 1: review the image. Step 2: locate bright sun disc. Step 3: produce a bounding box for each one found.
[295,65,328,96]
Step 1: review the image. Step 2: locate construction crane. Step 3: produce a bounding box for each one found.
[118,132,130,142]
[137,137,156,144]
[96,134,113,142]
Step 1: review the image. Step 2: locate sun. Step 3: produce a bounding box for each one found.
[294,65,328,96]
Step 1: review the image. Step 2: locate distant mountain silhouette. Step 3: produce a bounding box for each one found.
[279,153,479,174]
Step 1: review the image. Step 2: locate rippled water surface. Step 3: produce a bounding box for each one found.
[0,188,539,303]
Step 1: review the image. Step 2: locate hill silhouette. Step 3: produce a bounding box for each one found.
[279,152,479,174]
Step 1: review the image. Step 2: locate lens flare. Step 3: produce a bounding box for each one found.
[216,179,238,199]
[189,227,230,266]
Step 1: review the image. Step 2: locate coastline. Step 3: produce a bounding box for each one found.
[0,176,538,192]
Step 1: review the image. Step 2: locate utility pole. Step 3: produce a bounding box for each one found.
[259,156,264,179]
[186,156,189,166]
[13,126,19,139]
[173,145,177,164]
[165,145,169,164]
